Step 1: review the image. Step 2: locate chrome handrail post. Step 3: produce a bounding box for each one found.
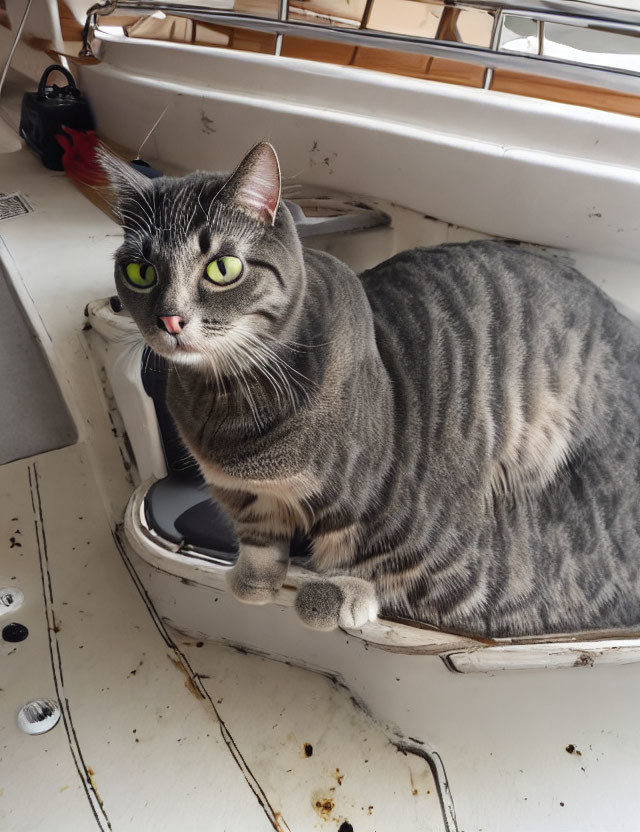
[275,0,289,58]
[483,8,504,90]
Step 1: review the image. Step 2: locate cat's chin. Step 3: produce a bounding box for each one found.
[168,349,208,370]
[149,337,207,369]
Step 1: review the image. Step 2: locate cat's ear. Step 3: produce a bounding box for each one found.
[217,142,281,226]
[96,146,151,197]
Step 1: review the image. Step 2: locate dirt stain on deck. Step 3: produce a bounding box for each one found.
[168,652,206,702]
[312,791,335,820]
[86,767,104,810]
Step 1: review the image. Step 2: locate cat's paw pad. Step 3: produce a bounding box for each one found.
[227,562,284,605]
[295,577,378,631]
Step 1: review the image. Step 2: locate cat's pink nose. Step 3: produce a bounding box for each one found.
[158,315,185,335]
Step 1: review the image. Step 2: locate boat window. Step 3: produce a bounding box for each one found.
[287,0,367,28]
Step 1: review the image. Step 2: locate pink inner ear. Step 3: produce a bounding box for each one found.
[237,173,279,223]
[233,144,281,225]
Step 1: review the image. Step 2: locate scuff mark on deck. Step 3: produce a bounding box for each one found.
[168,652,206,701]
[86,767,105,810]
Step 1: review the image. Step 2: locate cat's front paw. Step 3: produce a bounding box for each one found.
[294,577,379,631]
[227,561,284,605]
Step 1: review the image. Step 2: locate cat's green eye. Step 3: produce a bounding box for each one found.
[124,262,156,292]
[205,256,243,287]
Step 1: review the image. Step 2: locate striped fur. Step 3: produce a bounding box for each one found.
[105,147,640,637]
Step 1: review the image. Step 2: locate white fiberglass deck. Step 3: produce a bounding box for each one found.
[1,446,441,832]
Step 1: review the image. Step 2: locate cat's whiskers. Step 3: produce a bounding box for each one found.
[120,192,153,223]
[221,339,283,421]
[217,342,264,430]
[117,205,152,239]
[239,376,265,432]
[232,340,288,410]
[263,347,311,406]
[240,330,315,402]
[117,182,155,231]
[196,182,208,223]
[170,186,186,244]
[195,323,312,429]
[170,446,200,472]
[151,185,157,238]
[182,199,198,241]
[197,336,265,432]
[231,329,299,408]
[127,180,155,225]
[169,353,187,385]
[142,347,154,378]
[176,184,199,244]
[119,219,149,243]
[280,337,332,352]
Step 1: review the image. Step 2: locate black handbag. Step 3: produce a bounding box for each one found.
[20,64,95,171]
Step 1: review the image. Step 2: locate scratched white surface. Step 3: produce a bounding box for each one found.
[0,447,276,831]
[177,632,443,831]
[0,446,443,831]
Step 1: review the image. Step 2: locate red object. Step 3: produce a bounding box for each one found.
[55,126,108,186]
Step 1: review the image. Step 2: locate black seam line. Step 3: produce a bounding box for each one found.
[28,469,36,514]
[28,465,110,832]
[111,527,292,832]
[55,639,65,689]
[28,463,112,832]
[246,257,285,288]
[394,742,459,832]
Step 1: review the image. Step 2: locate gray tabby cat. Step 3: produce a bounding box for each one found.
[101,142,640,638]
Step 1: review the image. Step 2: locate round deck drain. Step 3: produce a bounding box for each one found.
[18,699,61,735]
[2,622,28,642]
[0,588,24,614]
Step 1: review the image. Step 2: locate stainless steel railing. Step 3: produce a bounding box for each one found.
[80,0,640,94]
